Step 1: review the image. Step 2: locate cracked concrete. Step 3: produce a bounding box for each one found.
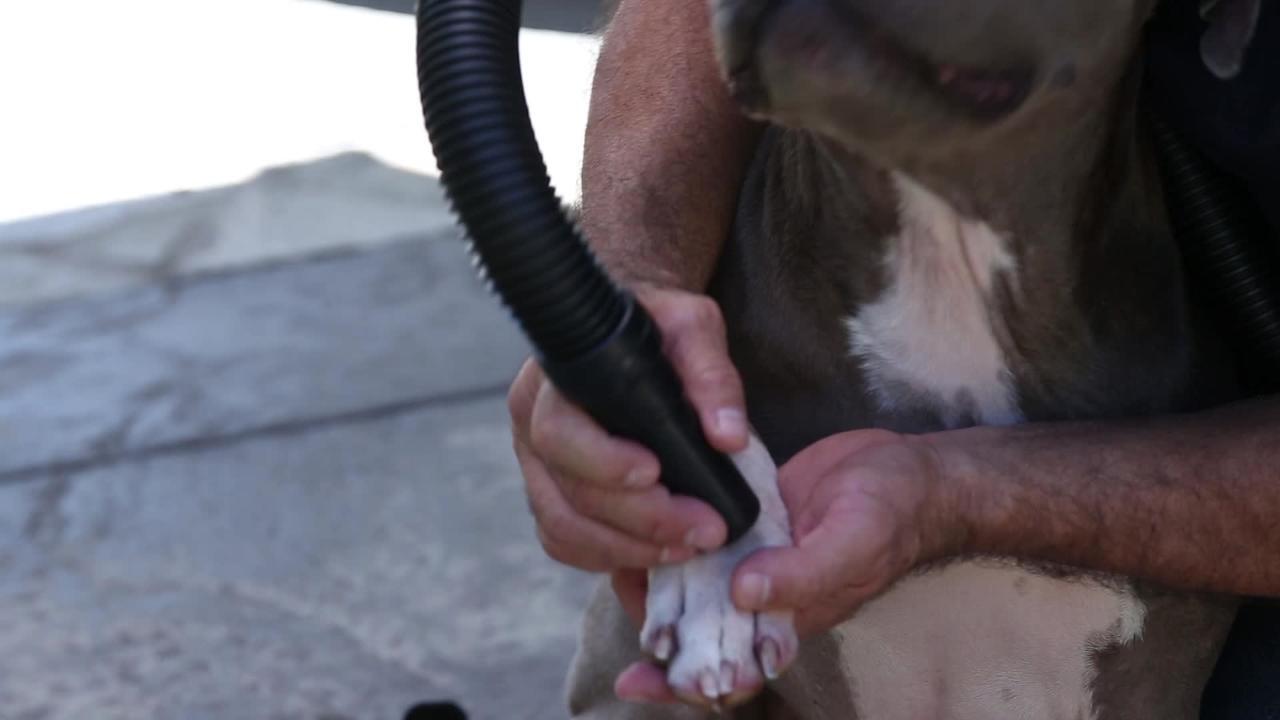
[0,397,594,720]
[0,154,455,308]
[0,225,530,478]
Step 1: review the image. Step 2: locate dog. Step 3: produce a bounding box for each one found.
[567,0,1261,717]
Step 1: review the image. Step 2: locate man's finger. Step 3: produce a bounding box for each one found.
[647,294,749,453]
[529,381,660,488]
[730,521,873,612]
[520,442,693,570]
[563,480,727,550]
[611,569,649,626]
[614,662,678,705]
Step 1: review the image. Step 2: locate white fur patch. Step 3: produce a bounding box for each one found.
[847,173,1021,428]
[835,563,1145,720]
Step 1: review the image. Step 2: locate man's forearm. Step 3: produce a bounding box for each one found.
[935,396,1280,597]
[581,0,761,292]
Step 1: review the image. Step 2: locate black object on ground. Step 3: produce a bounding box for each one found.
[404,701,468,720]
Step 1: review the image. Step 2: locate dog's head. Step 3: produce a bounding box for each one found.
[711,0,1162,166]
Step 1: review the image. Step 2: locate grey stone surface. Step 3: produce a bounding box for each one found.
[0,153,453,308]
[0,149,596,720]
[0,230,531,478]
[0,395,595,720]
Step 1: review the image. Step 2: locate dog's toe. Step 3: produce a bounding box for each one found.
[756,610,798,680]
[640,564,683,662]
[640,433,796,708]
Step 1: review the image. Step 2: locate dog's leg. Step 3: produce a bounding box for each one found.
[642,433,798,707]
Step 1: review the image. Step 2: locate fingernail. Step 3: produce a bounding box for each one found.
[658,546,682,565]
[624,467,656,489]
[715,408,747,438]
[739,573,771,607]
[684,526,721,551]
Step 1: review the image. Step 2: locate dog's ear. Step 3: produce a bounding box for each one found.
[1198,0,1262,79]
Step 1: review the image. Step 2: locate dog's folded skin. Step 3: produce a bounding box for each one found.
[567,0,1250,718]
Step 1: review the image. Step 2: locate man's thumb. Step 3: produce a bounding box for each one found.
[730,527,847,612]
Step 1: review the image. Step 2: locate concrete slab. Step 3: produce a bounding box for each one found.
[0,394,596,720]
[0,229,530,478]
[0,153,452,308]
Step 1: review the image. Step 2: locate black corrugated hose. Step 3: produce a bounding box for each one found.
[415,0,761,541]
[1151,115,1280,389]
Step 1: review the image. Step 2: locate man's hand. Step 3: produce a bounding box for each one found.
[727,429,957,636]
[609,428,957,706]
[509,285,751,573]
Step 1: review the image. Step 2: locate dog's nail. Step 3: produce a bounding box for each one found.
[653,628,674,662]
[718,660,736,694]
[699,670,720,700]
[759,638,780,680]
[739,573,771,607]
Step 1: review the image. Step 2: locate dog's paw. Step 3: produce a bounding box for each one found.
[664,549,797,708]
[640,435,799,709]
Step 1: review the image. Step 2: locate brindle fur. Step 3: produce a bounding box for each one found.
[705,48,1241,720]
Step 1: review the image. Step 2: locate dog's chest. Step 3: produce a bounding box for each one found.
[847,173,1023,429]
[836,174,1144,718]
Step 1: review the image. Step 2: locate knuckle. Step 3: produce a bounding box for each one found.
[691,363,736,391]
[527,412,561,454]
[625,545,662,570]
[565,484,614,524]
[536,526,573,565]
[678,296,721,329]
[631,497,677,543]
[506,361,540,418]
[539,504,580,548]
[662,294,722,332]
[558,479,589,512]
[690,295,725,328]
[640,513,670,544]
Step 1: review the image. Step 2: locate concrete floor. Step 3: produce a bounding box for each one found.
[0,156,598,720]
